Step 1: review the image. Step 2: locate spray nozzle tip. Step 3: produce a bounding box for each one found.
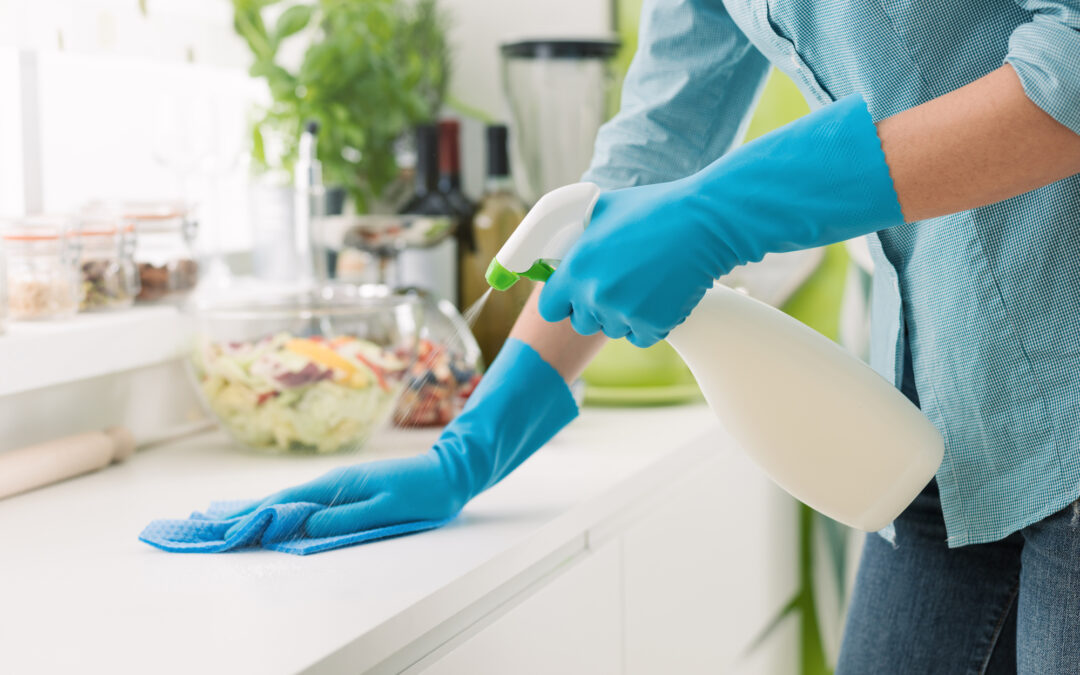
[486,259,520,291]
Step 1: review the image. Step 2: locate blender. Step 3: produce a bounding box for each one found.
[500,39,620,204]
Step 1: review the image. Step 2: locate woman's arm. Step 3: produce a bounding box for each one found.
[508,285,608,383]
[881,65,1080,222]
[584,0,769,189]
[501,0,772,375]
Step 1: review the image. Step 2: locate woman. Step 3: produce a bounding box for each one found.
[197,0,1080,669]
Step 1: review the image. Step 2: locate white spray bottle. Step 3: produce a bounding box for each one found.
[486,182,943,531]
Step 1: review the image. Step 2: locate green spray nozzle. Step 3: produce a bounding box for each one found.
[485,258,556,291]
[485,182,602,292]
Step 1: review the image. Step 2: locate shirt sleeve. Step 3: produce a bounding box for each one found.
[582,0,770,189]
[1005,1,1080,135]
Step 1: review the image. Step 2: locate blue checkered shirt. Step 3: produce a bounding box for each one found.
[584,0,1080,546]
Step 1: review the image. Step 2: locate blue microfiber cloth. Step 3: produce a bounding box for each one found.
[139,500,452,555]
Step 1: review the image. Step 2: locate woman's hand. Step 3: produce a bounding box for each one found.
[539,94,906,347]
[537,179,728,348]
[224,338,579,542]
[225,453,466,539]
[140,339,579,554]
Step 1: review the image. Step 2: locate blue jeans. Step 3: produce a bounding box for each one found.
[836,480,1080,674]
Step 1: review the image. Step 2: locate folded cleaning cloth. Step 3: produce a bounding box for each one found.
[139,500,452,555]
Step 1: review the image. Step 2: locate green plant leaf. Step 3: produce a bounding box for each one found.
[252,124,266,165]
[446,94,494,124]
[233,4,275,62]
[234,0,451,209]
[743,592,801,657]
[817,513,851,608]
[799,503,832,675]
[273,4,314,47]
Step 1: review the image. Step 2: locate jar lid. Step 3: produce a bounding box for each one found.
[0,215,74,241]
[77,216,119,237]
[500,38,620,59]
[122,202,190,233]
[122,201,187,220]
[79,202,123,234]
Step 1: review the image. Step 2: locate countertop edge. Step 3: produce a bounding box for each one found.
[307,423,724,674]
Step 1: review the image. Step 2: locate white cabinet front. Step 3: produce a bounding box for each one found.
[418,543,623,675]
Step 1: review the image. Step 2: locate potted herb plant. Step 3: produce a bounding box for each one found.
[232,0,450,213]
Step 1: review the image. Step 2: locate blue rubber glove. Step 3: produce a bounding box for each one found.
[538,94,905,347]
[139,338,577,554]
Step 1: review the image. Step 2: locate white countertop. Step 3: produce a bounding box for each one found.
[0,405,725,675]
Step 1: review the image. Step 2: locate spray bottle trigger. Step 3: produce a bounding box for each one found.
[520,260,556,282]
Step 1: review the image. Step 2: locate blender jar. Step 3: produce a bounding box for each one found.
[500,39,620,203]
[1,215,80,321]
[124,203,199,304]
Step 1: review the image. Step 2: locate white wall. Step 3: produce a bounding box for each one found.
[0,0,264,251]
[443,0,613,119]
[0,0,614,449]
[0,0,614,229]
[0,0,249,67]
[443,0,613,195]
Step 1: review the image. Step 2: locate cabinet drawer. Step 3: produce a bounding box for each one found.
[622,452,798,674]
[418,543,622,675]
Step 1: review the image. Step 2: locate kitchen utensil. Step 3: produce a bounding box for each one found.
[0,420,216,501]
[122,202,199,305]
[1,215,80,321]
[500,38,620,203]
[485,182,944,532]
[0,427,136,500]
[189,281,423,454]
[582,339,700,406]
[393,288,483,428]
[295,120,328,285]
[75,215,135,312]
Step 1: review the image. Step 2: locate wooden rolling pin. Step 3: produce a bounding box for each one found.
[0,427,137,500]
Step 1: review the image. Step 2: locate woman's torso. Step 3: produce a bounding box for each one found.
[720,0,1080,545]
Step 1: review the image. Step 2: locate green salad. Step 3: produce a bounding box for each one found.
[192,333,408,453]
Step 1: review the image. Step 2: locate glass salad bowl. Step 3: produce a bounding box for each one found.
[392,288,484,428]
[189,282,422,454]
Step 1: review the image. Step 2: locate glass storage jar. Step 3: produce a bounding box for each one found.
[1,215,80,321]
[0,241,7,334]
[123,202,198,304]
[76,216,135,311]
[119,219,142,301]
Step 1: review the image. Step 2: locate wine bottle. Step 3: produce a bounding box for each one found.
[438,119,475,225]
[460,124,531,364]
[397,123,459,304]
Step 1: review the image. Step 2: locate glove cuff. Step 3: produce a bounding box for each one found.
[691,93,906,268]
[432,338,579,501]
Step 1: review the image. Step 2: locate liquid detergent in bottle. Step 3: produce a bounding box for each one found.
[485,182,943,531]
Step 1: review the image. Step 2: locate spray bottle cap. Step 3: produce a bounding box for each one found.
[484,182,601,291]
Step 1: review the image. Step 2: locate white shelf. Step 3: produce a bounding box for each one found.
[0,306,192,397]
